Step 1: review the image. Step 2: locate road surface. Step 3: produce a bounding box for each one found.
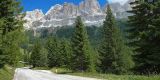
[13,68,102,80]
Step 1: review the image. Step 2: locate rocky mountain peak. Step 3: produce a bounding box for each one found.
[24,0,131,29]
[62,2,78,17]
[24,9,44,29]
[45,4,63,16]
[25,9,44,20]
[79,0,102,15]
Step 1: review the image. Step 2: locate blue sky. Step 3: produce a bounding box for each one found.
[21,0,107,13]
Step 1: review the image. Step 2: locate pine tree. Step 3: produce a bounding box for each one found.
[99,5,134,74]
[0,19,6,68]
[59,39,72,68]
[3,31,24,66]
[23,49,30,65]
[0,0,24,37]
[150,1,160,73]
[71,16,95,72]
[0,0,24,67]
[46,36,61,67]
[39,48,48,67]
[30,40,48,67]
[128,0,160,74]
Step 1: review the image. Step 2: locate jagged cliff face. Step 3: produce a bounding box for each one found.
[79,0,102,15]
[24,9,44,29]
[24,0,131,29]
[45,3,78,19]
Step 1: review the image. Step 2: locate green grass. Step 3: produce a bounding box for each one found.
[33,67,50,70]
[69,73,160,80]
[51,67,72,74]
[51,68,160,80]
[0,65,15,80]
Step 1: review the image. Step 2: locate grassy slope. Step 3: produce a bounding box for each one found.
[51,68,160,80]
[0,65,15,80]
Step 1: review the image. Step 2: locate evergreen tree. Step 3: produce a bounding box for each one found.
[71,16,95,72]
[59,39,72,68]
[3,30,24,66]
[46,37,61,67]
[23,49,30,65]
[0,0,24,67]
[0,19,5,68]
[39,48,48,67]
[128,0,160,74]
[30,40,48,67]
[99,5,134,74]
[0,0,24,37]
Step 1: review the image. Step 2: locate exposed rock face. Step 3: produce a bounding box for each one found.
[24,0,131,29]
[45,3,78,20]
[79,0,102,15]
[24,9,44,29]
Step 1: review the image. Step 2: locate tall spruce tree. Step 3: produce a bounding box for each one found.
[128,0,160,74]
[30,40,48,67]
[59,39,72,68]
[46,37,61,67]
[0,19,5,68]
[0,0,24,67]
[150,1,160,73]
[71,16,95,72]
[99,5,134,74]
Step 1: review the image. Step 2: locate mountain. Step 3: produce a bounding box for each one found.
[79,0,102,15]
[24,0,131,29]
[24,9,44,29]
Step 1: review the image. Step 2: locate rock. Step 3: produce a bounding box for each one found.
[24,0,131,29]
[24,9,44,29]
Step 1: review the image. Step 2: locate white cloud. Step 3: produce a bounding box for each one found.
[107,0,129,5]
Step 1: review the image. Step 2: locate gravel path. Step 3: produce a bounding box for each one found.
[13,68,102,80]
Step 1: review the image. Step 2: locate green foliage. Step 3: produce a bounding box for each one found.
[30,40,48,67]
[99,5,134,74]
[0,0,24,36]
[70,16,96,72]
[56,26,74,39]
[59,39,72,68]
[56,26,101,48]
[39,48,48,67]
[51,67,72,74]
[22,49,30,65]
[0,49,5,68]
[2,30,25,67]
[45,36,61,67]
[27,20,127,48]
[45,37,72,68]
[69,72,160,80]
[128,0,160,74]
[0,65,14,80]
[0,0,25,67]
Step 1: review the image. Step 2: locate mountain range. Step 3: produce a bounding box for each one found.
[24,0,132,30]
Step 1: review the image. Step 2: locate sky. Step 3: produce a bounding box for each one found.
[21,0,128,13]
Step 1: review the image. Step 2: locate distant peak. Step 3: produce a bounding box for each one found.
[45,4,63,15]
